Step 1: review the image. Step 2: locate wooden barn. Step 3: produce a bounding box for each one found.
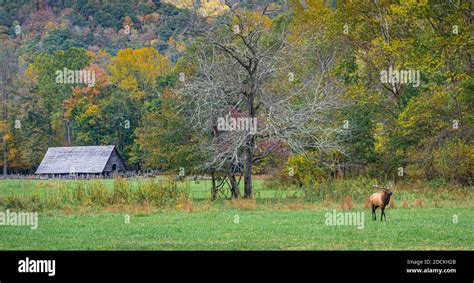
[35,145,126,177]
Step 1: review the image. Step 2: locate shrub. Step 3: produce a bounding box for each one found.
[340,195,353,210]
[4,192,43,211]
[89,181,110,207]
[4,194,28,210]
[176,194,193,212]
[402,200,408,208]
[72,183,89,205]
[415,198,424,208]
[112,177,131,204]
[280,154,327,187]
[135,179,189,207]
[433,139,474,185]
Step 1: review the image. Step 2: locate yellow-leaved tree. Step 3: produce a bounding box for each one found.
[109,47,170,100]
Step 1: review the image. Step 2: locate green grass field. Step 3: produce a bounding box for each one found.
[0,178,473,250]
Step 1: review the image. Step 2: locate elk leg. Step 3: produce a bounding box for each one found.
[381,207,385,221]
[372,205,376,221]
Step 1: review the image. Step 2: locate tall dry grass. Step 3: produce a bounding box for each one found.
[1,177,189,212]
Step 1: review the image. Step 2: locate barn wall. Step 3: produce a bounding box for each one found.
[103,149,126,172]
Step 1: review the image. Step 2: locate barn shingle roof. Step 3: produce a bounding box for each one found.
[35,145,117,174]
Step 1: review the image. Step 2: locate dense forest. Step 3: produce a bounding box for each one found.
[0,0,472,196]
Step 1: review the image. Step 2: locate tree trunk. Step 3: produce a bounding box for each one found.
[65,120,71,146]
[2,137,6,177]
[228,173,240,199]
[211,171,218,200]
[243,138,255,198]
[243,64,258,198]
[2,87,7,177]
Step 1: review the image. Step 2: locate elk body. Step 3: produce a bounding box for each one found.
[369,184,393,221]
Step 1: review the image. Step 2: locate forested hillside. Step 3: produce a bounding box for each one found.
[0,0,472,191]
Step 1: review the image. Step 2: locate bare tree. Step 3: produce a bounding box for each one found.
[180,1,347,198]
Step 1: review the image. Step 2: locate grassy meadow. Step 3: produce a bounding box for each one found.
[0,177,473,250]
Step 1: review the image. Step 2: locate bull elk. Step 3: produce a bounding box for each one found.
[369,183,394,221]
